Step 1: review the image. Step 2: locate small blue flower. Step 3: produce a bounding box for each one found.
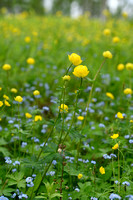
[0,196,9,200]
[129,139,133,144]
[109,193,121,200]
[91,160,96,165]
[125,195,133,200]
[91,197,98,200]
[122,181,130,186]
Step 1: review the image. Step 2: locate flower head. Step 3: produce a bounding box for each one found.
[34,115,42,122]
[25,113,32,118]
[27,58,35,65]
[0,101,3,107]
[4,100,11,107]
[78,173,83,179]
[2,64,11,71]
[33,90,40,96]
[117,112,124,119]
[99,166,105,174]
[122,12,128,18]
[117,64,124,71]
[68,53,82,66]
[77,116,84,121]
[106,92,114,100]
[14,96,23,103]
[3,95,9,100]
[113,36,120,43]
[11,88,17,93]
[73,65,89,78]
[103,29,111,36]
[124,88,132,95]
[112,143,119,150]
[62,75,71,81]
[59,104,68,112]
[126,63,133,70]
[25,36,31,43]
[111,134,119,139]
[103,51,112,59]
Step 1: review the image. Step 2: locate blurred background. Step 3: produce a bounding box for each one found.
[0,0,133,18]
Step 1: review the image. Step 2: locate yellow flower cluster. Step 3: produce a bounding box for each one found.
[68,53,82,66]
[99,166,105,174]
[14,96,23,102]
[2,64,11,71]
[103,51,112,59]
[59,104,68,113]
[124,88,132,95]
[106,92,114,100]
[73,65,89,78]
[112,143,119,150]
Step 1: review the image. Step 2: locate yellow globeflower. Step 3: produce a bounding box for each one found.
[117,64,124,71]
[62,75,71,81]
[68,53,82,66]
[3,94,9,100]
[27,57,35,65]
[73,65,89,78]
[33,90,40,96]
[14,96,23,103]
[99,166,105,174]
[25,113,32,118]
[124,88,132,95]
[103,51,112,59]
[11,88,17,93]
[24,36,31,43]
[34,115,42,122]
[122,12,128,18]
[130,120,133,123]
[2,64,11,71]
[4,100,11,107]
[59,104,68,113]
[126,63,133,70]
[0,101,3,107]
[111,134,119,139]
[117,112,124,119]
[113,36,120,43]
[112,143,119,150]
[77,116,84,121]
[103,29,111,36]
[78,173,83,179]
[106,92,114,100]
[0,87,2,91]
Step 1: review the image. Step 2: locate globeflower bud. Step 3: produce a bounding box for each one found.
[68,53,82,66]
[62,75,71,81]
[2,64,11,71]
[103,51,112,59]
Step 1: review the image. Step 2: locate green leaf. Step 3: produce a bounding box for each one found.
[8,179,17,186]
[0,147,10,157]
[17,179,26,188]
[50,193,62,199]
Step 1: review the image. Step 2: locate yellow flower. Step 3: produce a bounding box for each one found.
[0,118,2,121]
[99,166,105,174]
[33,90,40,96]
[124,88,132,95]
[11,88,17,93]
[103,29,111,36]
[2,64,11,71]
[0,101,3,107]
[24,36,31,43]
[68,53,82,66]
[0,87,2,91]
[34,115,42,122]
[78,173,83,179]
[106,92,114,100]
[130,120,133,123]
[73,65,89,78]
[77,116,84,121]
[27,57,35,65]
[126,63,133,70]
[112,143,119,150]
[25,113,32,118]
[62,75,71,81]
[59,104,68,112]
[103,51,112,59]
[122,12,128,18]
[117,112,124,119]
[3,94,9,100]
[112,36,120,43]
[111,134,119,139]
[117,64,124,71]
[4,100,11,107]
[14,96,23,102]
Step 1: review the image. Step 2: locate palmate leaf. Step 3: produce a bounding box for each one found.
[0,147,10,157]
[0,187,14,196]
[69,128,85,141]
